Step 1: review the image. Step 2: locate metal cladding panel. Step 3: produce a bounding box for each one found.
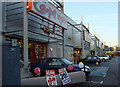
[28,12,63,41]
[28,31,49,42]
[6,13,23,21]
[7,19,23,27]
[6,2,24,10]
[67,17,82,48]
[73,28,82,48]
[6,8,24,15]
[65,23,73,46]
[90,38,95,50]
[6,2,24,32]
[84,30,91,43]
[67,17,81,30]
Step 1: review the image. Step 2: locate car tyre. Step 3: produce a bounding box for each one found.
[102,59,106,62]
[95,62,99,65]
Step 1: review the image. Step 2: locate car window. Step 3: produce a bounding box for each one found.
[61,58,72,65]
[40,58,52,65]
[87,57,91,59]
[93,57,97,59]
[104,55,108,57]
[51,59,63,65]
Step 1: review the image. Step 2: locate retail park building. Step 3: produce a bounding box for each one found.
[0,1,105,65]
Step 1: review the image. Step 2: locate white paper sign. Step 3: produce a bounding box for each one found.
[46,70,57,86]
[12,39,17,47]
[58,68,72,85]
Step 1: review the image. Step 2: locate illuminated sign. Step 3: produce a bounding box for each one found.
[28,0,68,29]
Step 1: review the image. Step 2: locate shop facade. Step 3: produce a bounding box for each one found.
[90,36,100,56]
[82,25,91,57]
[64,18,82,63]
[4,1,67,64]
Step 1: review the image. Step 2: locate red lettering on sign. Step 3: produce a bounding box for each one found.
[33,0,56,19]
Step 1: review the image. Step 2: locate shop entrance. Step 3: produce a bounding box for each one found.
[6,38,47,63]
[73,48,82,64]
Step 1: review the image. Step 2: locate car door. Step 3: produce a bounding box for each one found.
[50,59,64,74]
[92,56,97,62]
[84,56,91,63]
[39,58,54,74]
[87,56,92,63]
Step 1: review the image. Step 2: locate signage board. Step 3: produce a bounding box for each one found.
[45,70,57,86]
[28,0,68,29]
[58,68,72,85]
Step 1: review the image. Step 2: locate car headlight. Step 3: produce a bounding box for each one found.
[81,68,88,71]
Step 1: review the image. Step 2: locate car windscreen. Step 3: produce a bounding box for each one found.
[61,58,72,65]
[104,55,108,57]
[92,56,97,59]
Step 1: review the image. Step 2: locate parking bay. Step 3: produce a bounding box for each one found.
[89,66,109,77]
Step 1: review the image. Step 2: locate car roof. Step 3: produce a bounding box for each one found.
[44,57,64,59]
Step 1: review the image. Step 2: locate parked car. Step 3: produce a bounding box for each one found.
[77,56,101,65]
[29,57,91,77]
[106,54,112,59]
[97,55,110,62]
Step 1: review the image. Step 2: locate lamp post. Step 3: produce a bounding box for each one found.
[23,2,28,70]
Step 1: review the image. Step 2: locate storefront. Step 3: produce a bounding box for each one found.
[5,0,68,65]
[64,18,82,63]
[73,48,82,61]
[6,38,47,63]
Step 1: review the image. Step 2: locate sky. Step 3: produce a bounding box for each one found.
[64,1,118,47]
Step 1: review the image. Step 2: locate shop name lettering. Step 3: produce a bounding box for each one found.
[33,2,67,24]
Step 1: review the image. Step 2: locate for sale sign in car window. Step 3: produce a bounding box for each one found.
[58,68,72,85]
[45,70,57,86]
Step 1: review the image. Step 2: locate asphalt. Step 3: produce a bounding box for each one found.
[69,56,119,86]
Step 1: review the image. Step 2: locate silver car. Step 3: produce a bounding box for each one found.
[97,55,110,62]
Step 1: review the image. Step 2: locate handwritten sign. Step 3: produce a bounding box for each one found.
[46,70,57,86]
[58,68,72,85]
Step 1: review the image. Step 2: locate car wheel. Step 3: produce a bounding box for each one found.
[95,62,99,65]
[102,59,106,62]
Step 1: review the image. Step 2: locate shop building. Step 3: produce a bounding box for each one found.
[64,18,82,63]
[99,41,104,55]
[90,36,95,56]
[81,24,91,57]
[3,1,68,64]
[90,35,100,56]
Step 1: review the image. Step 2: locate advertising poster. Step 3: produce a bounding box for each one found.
[58,68,72,85]
[45,70,57,86]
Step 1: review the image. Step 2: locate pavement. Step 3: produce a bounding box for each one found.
[20,68,33,79]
